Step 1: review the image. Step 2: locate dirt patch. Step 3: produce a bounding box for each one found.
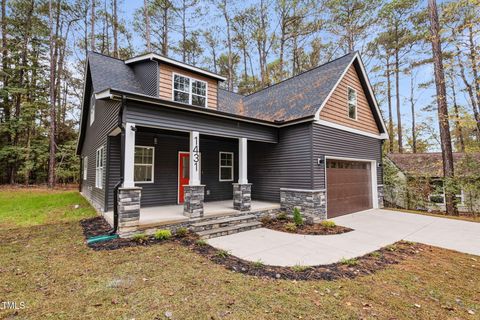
[261,216,353,235]
[81,217,424,281]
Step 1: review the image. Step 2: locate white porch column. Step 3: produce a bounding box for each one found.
[123,122,136,188]
[238,138,248,184]
[189,131,201,185]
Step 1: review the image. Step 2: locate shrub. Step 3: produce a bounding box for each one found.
[196,239,207,246]
[154,229,172,240]
[320,220,336,228]
[285,222,297,232]
[216,250,230,258]
[176,227,188,237]
[370,251,382,258]
[277,212,288,220]
[260,215,272,225]
[385,244,397,252]
[292,265,310,272]
[253,260,264,268]
[132,233,148,243]
[293,207,303,226]
[340,258,358,266]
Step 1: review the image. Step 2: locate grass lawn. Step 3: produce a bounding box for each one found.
[1,189,479,319]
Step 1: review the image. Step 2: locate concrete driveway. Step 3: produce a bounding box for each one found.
[206,209,480,266]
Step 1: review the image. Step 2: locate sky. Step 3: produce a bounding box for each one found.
[100,0,471,152]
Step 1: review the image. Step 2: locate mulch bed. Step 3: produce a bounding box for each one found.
[80,216,426,281]
[261,217,353,235]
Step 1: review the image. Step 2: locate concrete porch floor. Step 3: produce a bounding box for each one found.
[104,200,280,227]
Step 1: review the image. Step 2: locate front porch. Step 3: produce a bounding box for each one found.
[105,200,280,229]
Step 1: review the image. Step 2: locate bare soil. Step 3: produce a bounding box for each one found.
[262,217,353,235]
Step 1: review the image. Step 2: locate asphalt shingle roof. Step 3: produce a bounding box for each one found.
[88,52,145,94]
[217,52,357,122]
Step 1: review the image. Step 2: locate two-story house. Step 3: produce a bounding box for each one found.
[77,51,388,236]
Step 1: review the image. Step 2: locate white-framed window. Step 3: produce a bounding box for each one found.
[219,152,234,181]
[95,147,104,189]
[173,73,207,107]
[83,156,88,180]
[90,94,95,125]
[347,86,357,120]
[428,180,464,205]
[134,146,154,183]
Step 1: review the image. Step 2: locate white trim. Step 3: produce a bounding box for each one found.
[347,86,358,120]
[134,145,155,184]
[83,156,88,180]
[94,91,113,100]
[238,137,248,184]
[95,88,318,130]
[219,151,234,182]
[172,72,208,108]
[123,122,136,188]
[316,119,388,139]
[125,53,227,81]
[189,131,201,185]
[324,156,379,219]
[90,94,95,125]
[314,52,388,135]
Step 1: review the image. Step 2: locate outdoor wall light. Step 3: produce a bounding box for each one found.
[317,155,325,166]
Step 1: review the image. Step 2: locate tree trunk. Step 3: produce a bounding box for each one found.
[410,74,416,153]
[468,25,480,134]
[182,0,186,62]
[222,0,233,90]
[395,45,403,153]
[144,0,151,51]
[91,0,95,51]
[428,0,457,215]
[48,0,58,188]
[162,6,168,55]
[113,0,118,57]
[386,55,394,153]
[450,78,465,152]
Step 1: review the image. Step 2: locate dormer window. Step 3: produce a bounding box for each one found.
[173,73,207,107]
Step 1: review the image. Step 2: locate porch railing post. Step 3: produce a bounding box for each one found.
[233,137,251,212]
[238,138,248,184]
[123,122,136,188]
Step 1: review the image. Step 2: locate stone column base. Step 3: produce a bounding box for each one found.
[377,185,384,208]
[280,188,326,221]
[183,185,205,218]
[117,187,142,235]
[233,183,252,211]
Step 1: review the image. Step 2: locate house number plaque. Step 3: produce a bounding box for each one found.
[193,136,200,171]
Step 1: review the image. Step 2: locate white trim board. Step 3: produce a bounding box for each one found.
[125,53,226,81]
[315,119,388,140]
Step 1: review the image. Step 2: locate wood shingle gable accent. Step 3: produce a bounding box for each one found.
[319,64,380,135]
[158,62,218,109]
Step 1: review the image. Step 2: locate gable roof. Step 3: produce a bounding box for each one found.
[88,52,145,94]
[387,153,480,177]
[218,52,357,122]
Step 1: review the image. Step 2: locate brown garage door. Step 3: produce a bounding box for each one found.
[326,159,372,218]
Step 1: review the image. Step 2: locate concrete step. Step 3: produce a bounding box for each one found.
[191,214,257,232]
[196,221,262,239]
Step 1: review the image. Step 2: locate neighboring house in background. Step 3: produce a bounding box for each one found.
[76,51,388,236]
[386,153,480,214]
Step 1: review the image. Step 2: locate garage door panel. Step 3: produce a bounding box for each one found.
[326,160,372,218]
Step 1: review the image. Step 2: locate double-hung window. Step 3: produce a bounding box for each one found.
[428,180,464,205]
[347,87,357,120]
[95,147,104,189]
[83,156,88,180]
[134,146,154,183]
[173,74,207,107]
[219,152,234,181]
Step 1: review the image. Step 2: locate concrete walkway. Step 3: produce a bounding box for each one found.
[206,209,480,266]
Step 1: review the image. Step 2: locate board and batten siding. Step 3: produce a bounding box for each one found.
[125,102,277,143]
[158,62,218,109]
[132,60,159,96]
[248,123,314,202]
[128,131,238,207]
[319,64,380,135]
[312,123,383,190]
[81,98,121,211]
[106,135,121,210]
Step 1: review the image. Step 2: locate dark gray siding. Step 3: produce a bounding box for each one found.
[125,102,277,143]
[132,131,238,207]
[132,60,159,96]
[248,123,314,202]
[80,98,121,211]
[312,123,383,189]
[106,135,121,210]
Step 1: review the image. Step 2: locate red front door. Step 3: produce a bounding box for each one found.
[178,152,190,203]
